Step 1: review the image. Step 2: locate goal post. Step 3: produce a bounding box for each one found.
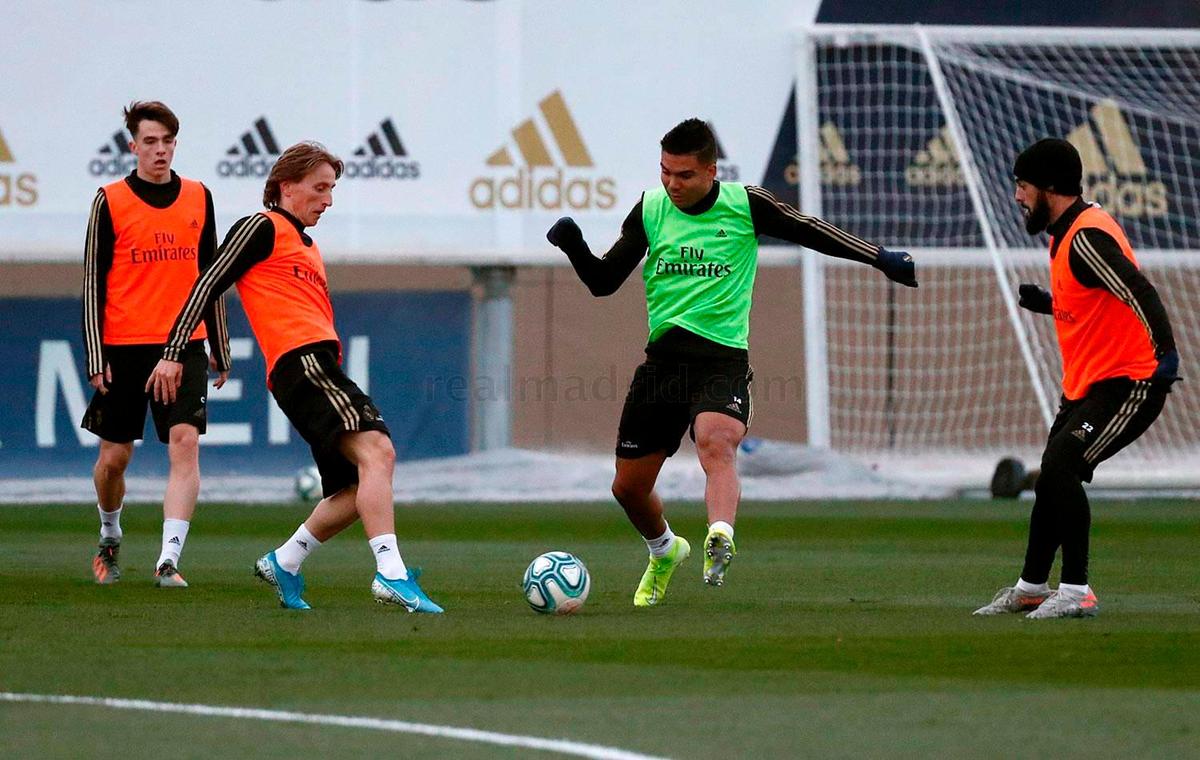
[794,23,1200,484]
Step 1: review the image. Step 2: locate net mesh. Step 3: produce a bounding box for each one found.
[808,28,1200,468]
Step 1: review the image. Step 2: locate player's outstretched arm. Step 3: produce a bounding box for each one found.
[547,209,646,297]
[745,184,917,287]
[1017,283,1053,315]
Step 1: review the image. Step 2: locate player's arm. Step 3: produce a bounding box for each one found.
[546,200,647,297]
[82,189,115,393]
[745,184,917,287]
[149,214,273,402]
[197,187,232,387]
[1070,227,1179,384]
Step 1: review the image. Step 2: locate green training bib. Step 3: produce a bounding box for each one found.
[641,182,757,348]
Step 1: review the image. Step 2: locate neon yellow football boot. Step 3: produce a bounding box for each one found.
[633,536,690,607]
[703,526,736,586]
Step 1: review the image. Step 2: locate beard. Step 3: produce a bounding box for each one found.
[1023,193,1051,235]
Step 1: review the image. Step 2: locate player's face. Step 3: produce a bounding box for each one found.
[661,151,717,209]
[1015,180,1051,235]
[130,120,176,184]
[281,163,337,227]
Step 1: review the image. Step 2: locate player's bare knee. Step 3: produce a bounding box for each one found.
[358,434,396,475]
[695,429,739,469]
[168,425,200,459]
[95,443,132,476]
[611,476,650,506]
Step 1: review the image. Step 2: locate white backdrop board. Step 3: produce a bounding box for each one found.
[0,0,816,262]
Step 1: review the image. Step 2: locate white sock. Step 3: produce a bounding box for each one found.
[645,524,676,558]
[1016,578,1050,595]
[708,520,734,539]
[157,518,190,567]
[1058,582,1090,598]
[98,505,123,541]
[369,533,408,580]
[274,524,321,575]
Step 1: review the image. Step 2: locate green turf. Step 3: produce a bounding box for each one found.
[1,499,1198,759]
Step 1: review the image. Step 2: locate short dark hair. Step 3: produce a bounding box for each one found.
[660,118,718,165]
[124,101,179,140]
[263,141,344,208]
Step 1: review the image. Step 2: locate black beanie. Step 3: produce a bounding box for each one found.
[1013,138,1083,196]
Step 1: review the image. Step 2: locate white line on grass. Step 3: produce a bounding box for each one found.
[0,692,669,760]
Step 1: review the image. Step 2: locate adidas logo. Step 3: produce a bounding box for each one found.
[470,90,616,210]
[344,118,420,181]
[0,126,38,207]
[1071,429,1089,442]
[296,540,309,550]
[818,122,861,188]
[712,126,741,183]
[376,544,390,554]
[906,126,964,188]
[216,117,281,178]
[726,402,741,413]
[89,128,138,177]
[168,536,181,545]
[1067,99,1166,218]
[189,219,200,230]
[715,229,728,238]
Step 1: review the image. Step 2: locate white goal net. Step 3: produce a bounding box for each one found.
[794,25,1200,483]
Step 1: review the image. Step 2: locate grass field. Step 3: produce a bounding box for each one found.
[1,499,1198,759]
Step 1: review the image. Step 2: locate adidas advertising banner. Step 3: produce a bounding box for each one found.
[1,2,1197,259]
[0,0,804,260]
[0,293,470,477]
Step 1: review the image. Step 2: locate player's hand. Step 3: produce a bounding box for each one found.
[146,359,184,404]
[209,354,229,390]
[876,248,917,288]
[89,364,113,395]
[1018,283,1054,315]
[546,217,583,250]
[1151,348,1180,389]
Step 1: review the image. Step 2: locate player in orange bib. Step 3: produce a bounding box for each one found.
[81,101,232,589]
[975,138,1180,620]
[147,142,442,613]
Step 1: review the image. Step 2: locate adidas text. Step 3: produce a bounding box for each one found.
[217,155,276,178]
[470,168,616,210]
[343,157,420,180]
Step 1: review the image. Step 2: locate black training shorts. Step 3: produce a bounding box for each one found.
[81,341,208,444]
[615,355,753,459]
[1042,376,1168,482]
[270,341,391,498]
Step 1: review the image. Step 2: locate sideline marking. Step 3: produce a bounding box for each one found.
[0,692,670,760]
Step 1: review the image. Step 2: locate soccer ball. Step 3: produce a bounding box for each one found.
[522,551,590,615]
[293,465,322,502]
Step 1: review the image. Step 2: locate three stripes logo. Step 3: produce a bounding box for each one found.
[905,126,964,189]
[0,126,38,207]
[1066,99,1166,218]
[89,128,138,177]
[344,118,420,180]
[217,117,281,178]
[818,122,861,188]
[470,90,616,210]
[712,126,740,183]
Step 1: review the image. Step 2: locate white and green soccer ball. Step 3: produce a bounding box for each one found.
[522,551,590,615]
[293,465,322,502]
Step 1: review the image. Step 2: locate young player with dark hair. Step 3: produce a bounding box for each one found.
[146,142,442,613]
[974,138,1179,619]
[547,118,917,606]
[83,100,231,588]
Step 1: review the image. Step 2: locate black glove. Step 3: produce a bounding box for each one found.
[1151,348,1180,389]
[875,248,917,288]
[546,217,583,250]
[1018,283,1053,315]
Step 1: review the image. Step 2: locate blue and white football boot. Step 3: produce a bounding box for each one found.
[254,551,311,610]
[371,571,444,613]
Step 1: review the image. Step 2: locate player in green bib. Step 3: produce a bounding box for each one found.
[547,119,917,606]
